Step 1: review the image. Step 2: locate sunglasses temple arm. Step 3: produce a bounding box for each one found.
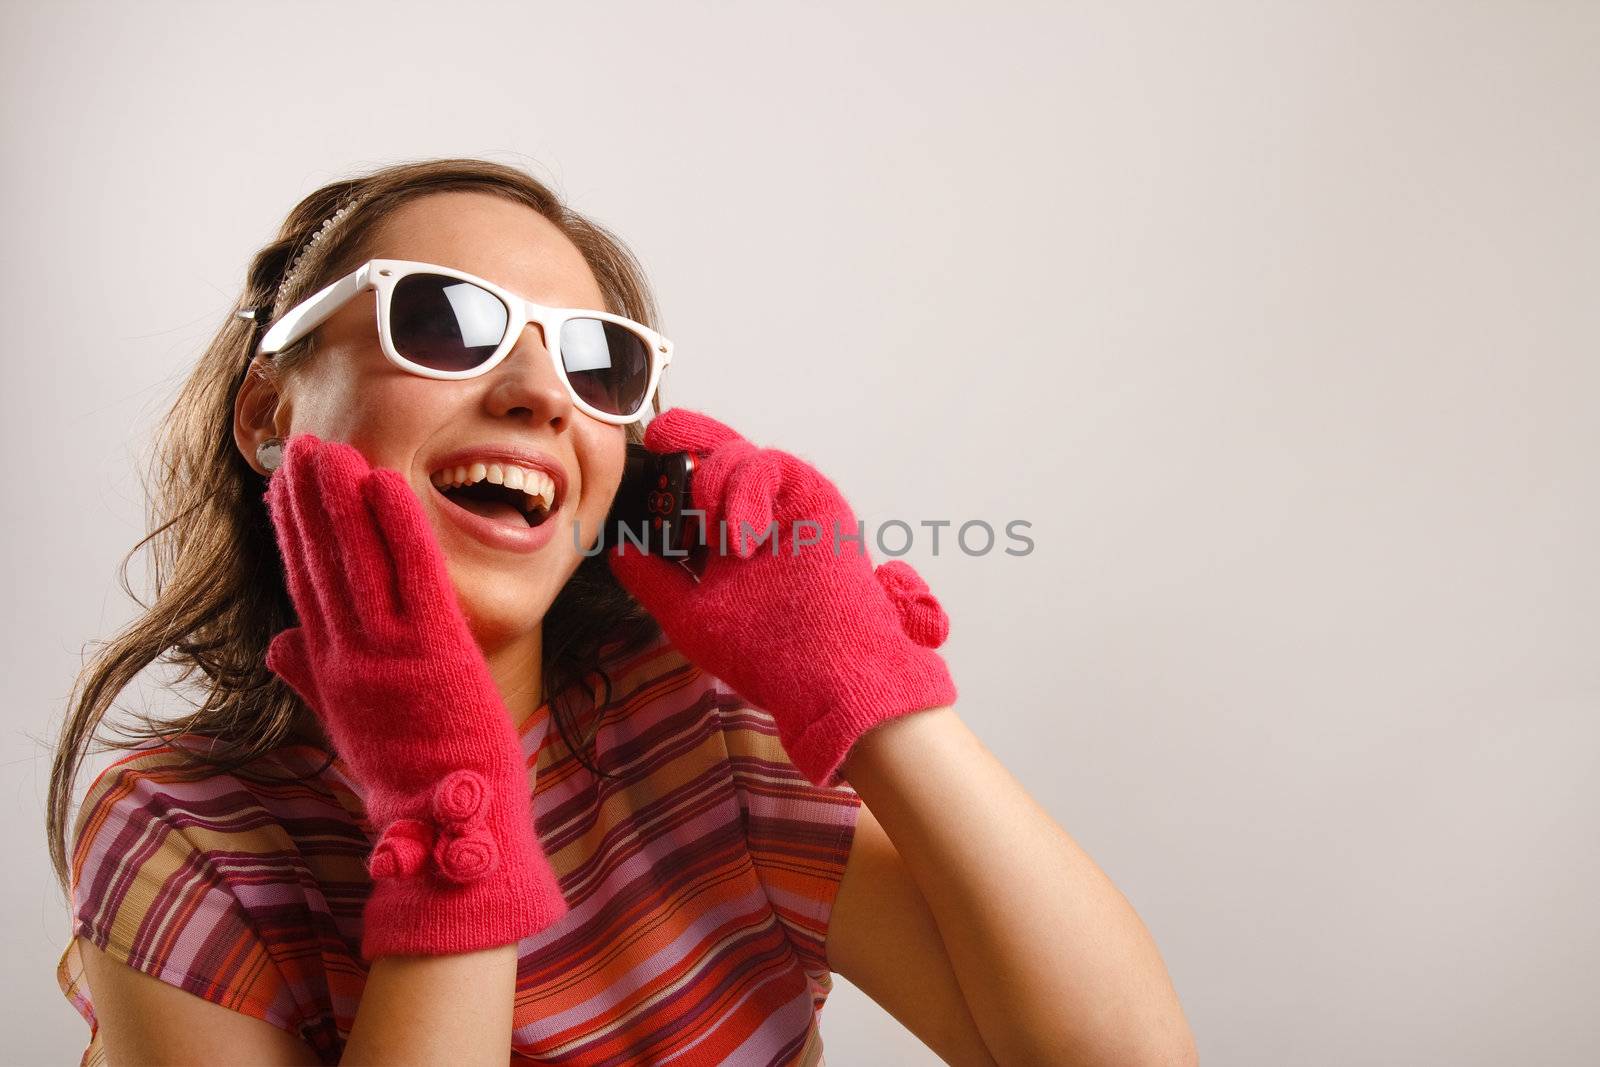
[259,265,372,355]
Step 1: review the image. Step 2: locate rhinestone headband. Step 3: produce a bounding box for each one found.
[236,193,370,338]
[274,195,369,312]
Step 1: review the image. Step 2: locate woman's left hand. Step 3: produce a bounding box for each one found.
[608,409,957,786]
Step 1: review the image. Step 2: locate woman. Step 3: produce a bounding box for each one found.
[48,158,1196,1065]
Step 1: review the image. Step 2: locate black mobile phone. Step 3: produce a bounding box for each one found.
[606,443,700,557]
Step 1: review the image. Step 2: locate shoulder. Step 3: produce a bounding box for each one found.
[62,738,352,1047]
[69,737,357,880]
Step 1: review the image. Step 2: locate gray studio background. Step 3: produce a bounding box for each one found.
[5,2,1596,1064]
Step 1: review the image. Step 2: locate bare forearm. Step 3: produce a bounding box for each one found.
[840,707,1197,1067]
[342,945,517,1064]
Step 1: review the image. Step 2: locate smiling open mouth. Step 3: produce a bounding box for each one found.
[432,479,553,529]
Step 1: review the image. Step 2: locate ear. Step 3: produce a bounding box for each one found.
[234,357,292,477]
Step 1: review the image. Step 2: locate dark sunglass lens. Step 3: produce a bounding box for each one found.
[560,318,652,416]
[390,274,508,371]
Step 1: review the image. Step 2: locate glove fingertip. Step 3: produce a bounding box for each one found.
[266,626,327,708]
[315,437,373,488]
[282,432,322,470]
[645,408,745,455]
[265,627,304,676]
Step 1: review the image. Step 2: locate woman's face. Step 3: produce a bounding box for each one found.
[258,190,626,652]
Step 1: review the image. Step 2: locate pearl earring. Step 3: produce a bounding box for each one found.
[257,438,284,473]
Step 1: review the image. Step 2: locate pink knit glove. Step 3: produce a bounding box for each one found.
[263,433,567,960]
[608,410,956,787]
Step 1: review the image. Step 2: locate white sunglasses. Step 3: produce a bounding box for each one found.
[248,258,674,425]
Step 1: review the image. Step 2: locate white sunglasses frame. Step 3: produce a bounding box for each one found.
[255,258,674,425]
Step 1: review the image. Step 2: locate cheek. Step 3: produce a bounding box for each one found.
[337,386,438,469]
[293,352,432,447]
[576,432,628,517]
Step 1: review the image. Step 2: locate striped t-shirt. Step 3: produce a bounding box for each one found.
[56,631,862,1066]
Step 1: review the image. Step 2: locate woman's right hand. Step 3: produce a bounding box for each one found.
[263,433,567,960]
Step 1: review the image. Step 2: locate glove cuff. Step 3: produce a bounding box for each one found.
[359,821,568,960]
[780,643,958,788]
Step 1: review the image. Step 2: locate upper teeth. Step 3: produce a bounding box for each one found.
[430,462,556,514]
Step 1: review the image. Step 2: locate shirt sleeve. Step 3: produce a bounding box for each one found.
[59,751,308,1051]
[709,678,863,981]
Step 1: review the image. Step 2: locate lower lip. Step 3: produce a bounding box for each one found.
[431,484,562,554]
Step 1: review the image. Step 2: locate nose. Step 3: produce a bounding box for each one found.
[482,321,572,427]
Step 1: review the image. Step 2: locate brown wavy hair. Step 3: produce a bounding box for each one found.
[46,157,665,896]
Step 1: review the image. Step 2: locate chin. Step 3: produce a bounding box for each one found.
[453,579,555,640]
[459,610,546,654]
